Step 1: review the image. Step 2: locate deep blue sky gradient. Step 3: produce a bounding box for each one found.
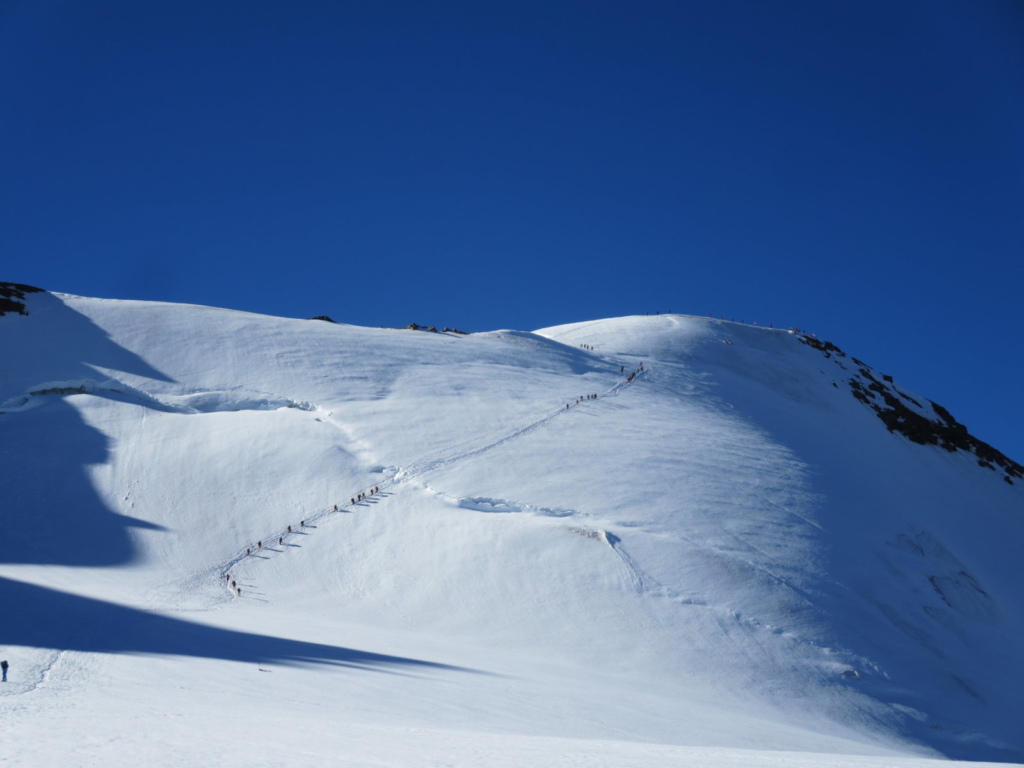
[2,0,1022,461]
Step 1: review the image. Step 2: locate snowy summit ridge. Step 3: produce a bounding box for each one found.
[1,286,1022,767]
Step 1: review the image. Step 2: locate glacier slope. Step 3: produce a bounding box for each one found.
[1,291,1021,765]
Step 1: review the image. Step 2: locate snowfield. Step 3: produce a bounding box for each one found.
[2,290,1021,767]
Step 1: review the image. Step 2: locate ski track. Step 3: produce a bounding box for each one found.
[0,650,65,699]
[604,531,651,593]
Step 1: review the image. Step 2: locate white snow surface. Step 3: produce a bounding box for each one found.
[1,292,1022,767]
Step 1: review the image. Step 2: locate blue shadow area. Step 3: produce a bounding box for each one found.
[1,397,164,566]
[0,291,478,679]
[1,293,174,566]
[1,577,476,674]
[0,290,174,398]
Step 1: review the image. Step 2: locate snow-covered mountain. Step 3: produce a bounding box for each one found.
[2,284,1021,767]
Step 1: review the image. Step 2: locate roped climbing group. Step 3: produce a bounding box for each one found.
[226,486,383,596]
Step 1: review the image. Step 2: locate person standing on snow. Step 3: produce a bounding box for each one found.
[1,659,8,682]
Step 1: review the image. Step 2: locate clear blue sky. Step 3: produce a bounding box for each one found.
[2,0,1022,462]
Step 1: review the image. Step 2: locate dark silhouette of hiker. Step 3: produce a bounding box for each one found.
[301,520,305,527]
[2,659,8,682]
[257,541,262,549]
[231,580,236,589]
[287,525,292,533]
[246,548,251,555]
[278,537,283,546]
[333,505,337,511]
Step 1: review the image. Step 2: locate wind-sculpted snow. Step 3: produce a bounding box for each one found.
[2,292,1022,766]
[1,378,315,415]
[451,495,578,517]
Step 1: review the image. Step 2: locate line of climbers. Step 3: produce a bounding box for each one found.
[566,362,646,411]
[230,359,652,595]
[226,485,384,596]
[225,357,651,598]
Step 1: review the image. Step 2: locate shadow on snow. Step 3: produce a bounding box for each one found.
[1,576,479,675]
[1,294,174,566]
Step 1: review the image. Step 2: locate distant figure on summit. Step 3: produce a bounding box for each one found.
[1,659,8,682]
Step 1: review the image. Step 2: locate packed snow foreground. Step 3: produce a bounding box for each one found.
[1,287,1022,767]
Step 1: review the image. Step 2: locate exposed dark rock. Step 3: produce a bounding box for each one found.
[802,333,1023,482]
[0,282,44,316]
[799,335,846,359]
[849,379,874,404]
[405,323,458,334]
[897,390,923,408]
[931,403,957,427]
[309,315,337,323]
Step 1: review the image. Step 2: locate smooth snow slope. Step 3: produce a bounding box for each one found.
[1,291,1021,767]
